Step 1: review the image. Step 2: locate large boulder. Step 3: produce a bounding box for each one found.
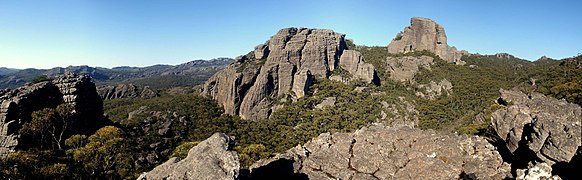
[249,124,511,179]
[387,17,464,64]
[138,133,240,180]
[0,73,107,157]
[203,28,378,120]
[491,89,582,165]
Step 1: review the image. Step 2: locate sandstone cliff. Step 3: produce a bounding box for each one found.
[387,17,465,64]
[203,28,378,120]
[0,73,108,157]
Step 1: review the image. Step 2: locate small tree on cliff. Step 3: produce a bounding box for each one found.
[21,104,75,149]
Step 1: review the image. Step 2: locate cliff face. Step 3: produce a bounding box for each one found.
[0,73,107,157]
[203,28,378,120]
[387,17,465,64]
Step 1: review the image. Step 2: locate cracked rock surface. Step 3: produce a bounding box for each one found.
[491,89,582,165]
[249,124,511,179]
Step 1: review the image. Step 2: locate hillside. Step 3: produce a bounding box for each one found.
[0,17,580,179]
[0,58,233,90]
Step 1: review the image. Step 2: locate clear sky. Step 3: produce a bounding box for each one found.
[1,0,581,69]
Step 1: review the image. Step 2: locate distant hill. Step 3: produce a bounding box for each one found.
[0,67,19,75]
[0,58,233,89]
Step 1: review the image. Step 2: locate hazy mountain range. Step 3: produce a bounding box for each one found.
[0,58,233,89]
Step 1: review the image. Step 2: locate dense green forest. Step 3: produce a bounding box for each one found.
[1,50,580,178]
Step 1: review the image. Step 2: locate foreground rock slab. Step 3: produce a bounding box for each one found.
[138,133,240,180]
[249,124,511,179]
[491,89,582,165]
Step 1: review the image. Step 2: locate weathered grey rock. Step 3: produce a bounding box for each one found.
[337,50,379,84]
[315,97,336,109]
[386,55,434,82]
[495,53,516,59]
[97,83,159,100]
[491,89,582,165]
[254,44,270,60]
[387,17,464,64]
[415,79,453,99]
[250,124,511,179]
[0,72,106,157]
[204,28,356,120]
[292,69,313,99]
[516,162,561,180]
[202,56,262,117]
[138,133,240,180]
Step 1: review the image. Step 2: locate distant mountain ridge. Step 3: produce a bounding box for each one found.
[0,58,233,89]
[0,67,19,75]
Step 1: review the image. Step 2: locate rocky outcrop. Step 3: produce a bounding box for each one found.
[203,28,378,120]
[0,73,107,157]
[138,133,240,180]
[386,56,434,82]
[387,17,465,64]
[315,97,336,109]
[491,89,581,166]
[415,79,453,99]
[97,83,159,100]
[495,53,516,59]
[336,50,379,84]
[249,124,511,179]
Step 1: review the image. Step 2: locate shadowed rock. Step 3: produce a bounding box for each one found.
[491,89,581,166]
[0,73,107,157]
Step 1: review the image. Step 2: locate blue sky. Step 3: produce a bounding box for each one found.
[1,0,581,69]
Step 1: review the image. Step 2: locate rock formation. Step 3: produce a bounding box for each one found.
[335,50,379,84]
[386,55,434,82]
[203,28,379,120]
[415,79,453,99]
[138,133,240,180]
[491,89,581,166]
[495,53,516,59]
[0,73,107,157]
[387,17,465,64]
[249,124,511,179]
[97,83,159,100]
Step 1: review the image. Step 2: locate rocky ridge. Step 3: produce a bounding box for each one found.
[0,73,107,157]
[97,83,159,100]
[203,28,379,120]
[387,17,465,65]
[0,58,233,90]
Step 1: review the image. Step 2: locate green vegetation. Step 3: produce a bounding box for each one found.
[31,75,52,83]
